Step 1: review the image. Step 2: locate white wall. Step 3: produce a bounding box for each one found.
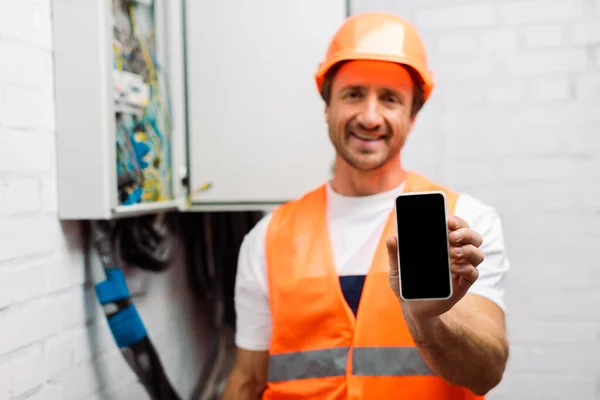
[351,0,600,398]
[0,1,211,399]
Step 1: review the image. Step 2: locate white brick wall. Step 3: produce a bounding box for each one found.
[355,0,600,398]
[524,24,564,48]
[0,1,210,399]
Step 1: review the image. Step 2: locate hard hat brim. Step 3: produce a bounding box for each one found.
[315,53,434,101]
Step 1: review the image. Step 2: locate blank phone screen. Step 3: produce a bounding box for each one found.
[395,192,452,300]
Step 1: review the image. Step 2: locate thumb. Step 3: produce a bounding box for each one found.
[386,236,398,277]
[386,236,400,299]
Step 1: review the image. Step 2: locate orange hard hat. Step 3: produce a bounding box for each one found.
[315,12,434,102]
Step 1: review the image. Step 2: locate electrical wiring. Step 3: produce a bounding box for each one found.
[179,211,266,399]
[86,210,267,400]
[113,0,173,206]
[85,220,181,400]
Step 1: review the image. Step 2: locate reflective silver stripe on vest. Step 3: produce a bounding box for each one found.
[268,346,433,382]
[268,347,349,382]
[352,347,435,376]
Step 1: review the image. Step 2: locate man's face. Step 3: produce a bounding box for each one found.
[325,60,417,172]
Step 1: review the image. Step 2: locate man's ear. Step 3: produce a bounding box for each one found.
[406,113,418,136]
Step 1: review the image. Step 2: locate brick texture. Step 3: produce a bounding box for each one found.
[350,0,600,398]
[0,1,209,399]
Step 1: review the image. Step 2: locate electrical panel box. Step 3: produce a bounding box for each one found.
[53,0,347,219]
[53,0,187,219]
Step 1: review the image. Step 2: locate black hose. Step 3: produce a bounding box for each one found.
[89,220,182,400]
[181,211,264,399]
[124,337,181,400]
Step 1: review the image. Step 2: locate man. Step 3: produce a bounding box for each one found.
[224,11,510,399]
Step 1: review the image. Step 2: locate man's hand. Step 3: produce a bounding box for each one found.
[386,215,508,395]
[387,215,485,321]
[223,348,268,400]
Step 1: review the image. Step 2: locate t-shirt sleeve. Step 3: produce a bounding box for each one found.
[233,213,273,351]
[456,195,510,313]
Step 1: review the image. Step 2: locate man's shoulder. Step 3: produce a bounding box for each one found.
[455,192,497,216]
[265,183,328,229]
[408,172,499,217]
[278,183,328,210]
[405,171,456,193]
[243,212,273,250]
[454,191,505,241]
[454,188,501,221]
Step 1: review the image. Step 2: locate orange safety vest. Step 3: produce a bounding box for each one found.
[263,171,484,400]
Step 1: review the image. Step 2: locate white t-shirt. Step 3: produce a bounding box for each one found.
[234,181,510,351]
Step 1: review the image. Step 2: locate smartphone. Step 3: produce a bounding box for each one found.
[394,191,453,301]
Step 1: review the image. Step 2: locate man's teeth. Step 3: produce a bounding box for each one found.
[353,132,380,140]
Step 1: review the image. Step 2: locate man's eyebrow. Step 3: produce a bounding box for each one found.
[380,87,405,97]
[340,84,365,91]
[338,84,408,96]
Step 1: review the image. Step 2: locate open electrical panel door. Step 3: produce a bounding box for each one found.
[53,0,347,220]
[183,0,345,211]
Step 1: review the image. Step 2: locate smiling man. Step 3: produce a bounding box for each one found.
[223,11,510,400]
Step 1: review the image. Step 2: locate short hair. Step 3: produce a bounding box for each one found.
[319,61,426,118]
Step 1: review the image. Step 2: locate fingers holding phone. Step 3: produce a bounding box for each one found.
[389,191,486,321]
[448,216,484,287]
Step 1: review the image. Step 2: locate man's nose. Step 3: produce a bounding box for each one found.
[356,93,383,129]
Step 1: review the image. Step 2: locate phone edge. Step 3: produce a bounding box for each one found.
[394,190,454,302]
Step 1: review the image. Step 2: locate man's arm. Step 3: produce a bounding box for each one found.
[387,209,510,395]
[222,348,269,400]
[224,215,273,399]
[405,294,509,395]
